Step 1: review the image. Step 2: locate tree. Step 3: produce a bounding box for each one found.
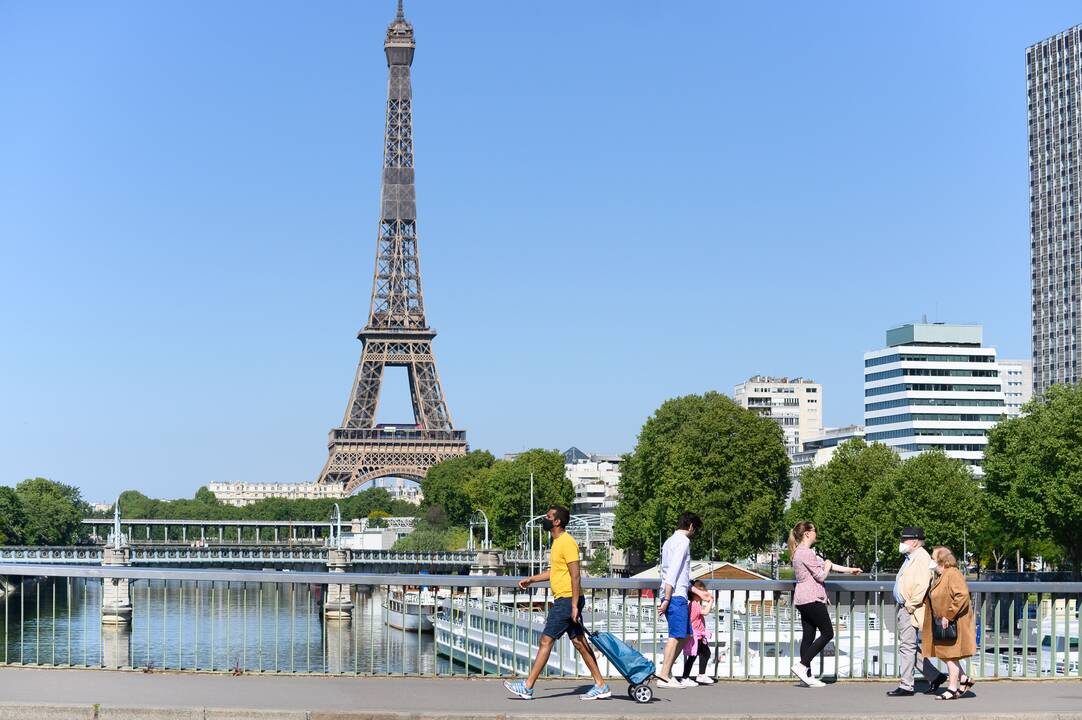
[392,529,448,551]
[421,451,494,525]
[0,486,25,545]
[586,545,610,577]
[470,449,572,549]
[787,439,901,568]
[862,450,986,568]
[367,510,391,529]
[422,504,449,530]
[984,384,1082,577]
[614,392,791,563]
[15,478,89,546]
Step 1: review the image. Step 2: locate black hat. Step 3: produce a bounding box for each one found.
[900,527,924,540]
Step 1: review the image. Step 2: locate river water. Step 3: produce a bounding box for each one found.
[0,578,449,674]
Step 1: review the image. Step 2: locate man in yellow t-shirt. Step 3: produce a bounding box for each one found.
[503,506,609,701]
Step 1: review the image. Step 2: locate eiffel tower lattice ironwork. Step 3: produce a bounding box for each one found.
[317,2,467,493]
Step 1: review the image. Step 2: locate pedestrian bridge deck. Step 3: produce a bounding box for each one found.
[0,666,1079,719]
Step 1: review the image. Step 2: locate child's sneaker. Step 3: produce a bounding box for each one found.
[581,684,611,700]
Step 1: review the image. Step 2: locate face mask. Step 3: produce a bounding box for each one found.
[542,518,554,532]
[898,542,910,554]
[928,561,939,571]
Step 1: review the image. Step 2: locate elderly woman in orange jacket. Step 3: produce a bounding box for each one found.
[921,546,977,700]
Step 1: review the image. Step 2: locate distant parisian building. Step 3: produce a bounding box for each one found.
[1028,26,1082,396]
[564,447,622,523]
[998,359,1034,418]
[863,323,1007,476]
[207,479,423,508]
[733,376,823,466]
[789,425,866,501]
[207,482,348,507]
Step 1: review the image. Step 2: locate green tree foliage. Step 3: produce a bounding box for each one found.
[421,451,495,525]
[15,478,89,546]
[391,526,468,552]
[984,384,1082,576]
[614,392,791,563]
[788,443,986,569]
[787,439,901,565]
[470,449,573,549]
[863,450,986,563]
[0,486,26,545]
[367,510,391,528]
[586,545,610,577]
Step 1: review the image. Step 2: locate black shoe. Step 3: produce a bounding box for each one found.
[924,673,949,694]
[886,688,915,697]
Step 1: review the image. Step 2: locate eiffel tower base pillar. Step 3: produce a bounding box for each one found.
[101,547,133,625]
[324,548,354,621]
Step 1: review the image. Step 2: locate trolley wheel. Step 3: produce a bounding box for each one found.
[631,684,653,703]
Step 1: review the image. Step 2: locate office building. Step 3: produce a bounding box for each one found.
[733,376,823,459]
[789,425,866,500]
[999,359,1034,418]
[863,323,1007,476]
[1028,26,1082,395]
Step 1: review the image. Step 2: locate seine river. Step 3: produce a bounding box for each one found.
[0,578,449,674]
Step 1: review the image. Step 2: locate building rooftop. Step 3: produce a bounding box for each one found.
[886,322,983,348]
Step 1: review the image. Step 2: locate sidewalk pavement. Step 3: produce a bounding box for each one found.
[1,666,1081,720]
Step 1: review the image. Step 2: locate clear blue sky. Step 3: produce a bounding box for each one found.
[1,1,1078,501]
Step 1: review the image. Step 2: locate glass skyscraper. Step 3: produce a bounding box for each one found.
[1028,25,1082,395]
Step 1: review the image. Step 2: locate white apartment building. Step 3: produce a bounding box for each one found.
[564,449,622,522]
[207,482,348,507]
[733,376,823,460]
[789,425,865,501]
[998,359,1034,418]
[863,323,1007,476]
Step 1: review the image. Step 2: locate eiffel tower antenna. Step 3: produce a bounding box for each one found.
[317,2,467,492]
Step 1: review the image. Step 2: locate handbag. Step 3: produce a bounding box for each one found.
[931,615,957,641]
[926,577,959,642]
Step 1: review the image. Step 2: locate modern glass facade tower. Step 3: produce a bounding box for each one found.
[1028,26,1082,395]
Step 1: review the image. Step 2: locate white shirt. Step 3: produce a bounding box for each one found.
[660,531,691,597]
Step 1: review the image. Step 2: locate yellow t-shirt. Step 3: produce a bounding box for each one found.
[549,531,580,599]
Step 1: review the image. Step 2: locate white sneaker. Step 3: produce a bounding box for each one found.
[695,674,715,685]
[805,674,826,688]
[678,677,698,687]
[791,662,810,686]
[657,677,686,689]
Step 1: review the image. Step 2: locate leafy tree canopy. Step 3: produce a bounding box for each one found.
[421,450,495,525]
[15,477,89,546]
[984,383,1082,576]
[614,392,791,563]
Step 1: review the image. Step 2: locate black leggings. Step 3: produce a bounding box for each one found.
[796,601,834,668]
[681,639,711,678]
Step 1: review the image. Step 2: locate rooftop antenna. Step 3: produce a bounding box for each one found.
[396,0,404,20]
[922,313,928,324]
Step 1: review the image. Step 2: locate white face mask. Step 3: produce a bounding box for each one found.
[898,542,910,554]
[928,561,938,571]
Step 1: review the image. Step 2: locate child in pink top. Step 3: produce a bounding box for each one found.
[679,580,715,684]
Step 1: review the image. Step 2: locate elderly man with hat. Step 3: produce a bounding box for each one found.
[887,527,946,696]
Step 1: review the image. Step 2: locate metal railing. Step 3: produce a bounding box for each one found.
[0,548,477,567]
[0,565,1078,681]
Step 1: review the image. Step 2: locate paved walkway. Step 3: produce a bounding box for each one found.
[1,667,1081,719]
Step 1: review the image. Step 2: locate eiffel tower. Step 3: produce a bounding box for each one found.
[317,1,467,493]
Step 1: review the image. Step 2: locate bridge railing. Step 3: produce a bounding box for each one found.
[0,564,1078,681]
[0,547,477,566]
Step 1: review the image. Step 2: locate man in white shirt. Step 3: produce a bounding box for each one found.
[656,511,705,689]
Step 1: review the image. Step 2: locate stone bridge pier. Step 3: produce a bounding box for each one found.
[324,548,353,621]
[100,546,132,625]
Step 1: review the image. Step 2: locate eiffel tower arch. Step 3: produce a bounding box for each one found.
[318,2,467,494]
